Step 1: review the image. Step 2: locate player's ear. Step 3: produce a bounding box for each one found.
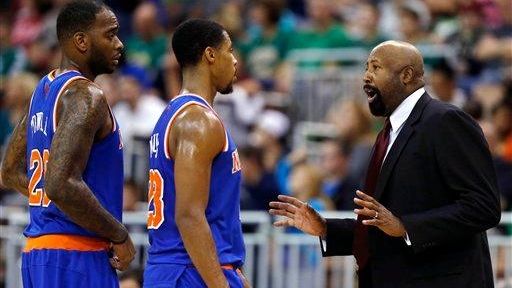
[204,47,215,64]
[73,32,89,53]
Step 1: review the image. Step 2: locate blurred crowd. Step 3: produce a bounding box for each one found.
[0,0,511,286]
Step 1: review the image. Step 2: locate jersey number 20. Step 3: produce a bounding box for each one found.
[28,149,51,207]
[147,169,164,229]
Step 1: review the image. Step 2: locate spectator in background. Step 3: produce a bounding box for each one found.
[249,109,292,196]
[379,0,429,40]
[113,73,166,176]
[238,0,290,89]
[0,18,22,77]
[346,2,388,49]
[463,99,484,121]
[20,35,56,76]
[480,121,512,212]
[250,109,290,172]
[319,139,359,210]
[326,99,374,185]
[123,179,144,212]
[125,2,168,85]
[286,0,355,57]
[160,48,182,99]
[36,0,69,54]
[398,1,433,45]
[214,84,266,148]
[428,58,467,108]
[0,73,39,147]
[289,163,334,212]
[95,74,122,107]
[212,1,244,42]
[474,0,512,64]
[491,100,512,162]
[446,1,487,92]
[10,0,45,47]
[239,146,280,211]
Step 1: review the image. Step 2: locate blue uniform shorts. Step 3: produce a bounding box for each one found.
[22,249,119,288]
[143,264,243,288]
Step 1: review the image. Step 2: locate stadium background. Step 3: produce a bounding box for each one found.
[0,0,511,287]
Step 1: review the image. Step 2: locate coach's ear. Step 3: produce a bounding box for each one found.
[204,46,216,64]
[73,32,89,53]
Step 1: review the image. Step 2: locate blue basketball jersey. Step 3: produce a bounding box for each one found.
[24,69,124,238]
[146,94,245,267]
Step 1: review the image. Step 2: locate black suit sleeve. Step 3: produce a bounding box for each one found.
[320,218,356,256]
[401,109,501,254]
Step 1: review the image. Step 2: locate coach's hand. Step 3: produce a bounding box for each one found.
[269,195,327,237]
[354,190,406,237]
[110,233,136,271]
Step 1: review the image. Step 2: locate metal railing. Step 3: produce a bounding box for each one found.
[1,209,511,288]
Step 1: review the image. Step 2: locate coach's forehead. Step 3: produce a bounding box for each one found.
[369,41,423,70]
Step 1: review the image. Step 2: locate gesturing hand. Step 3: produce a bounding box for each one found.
[269,195,327,237]
[354,190,406,238]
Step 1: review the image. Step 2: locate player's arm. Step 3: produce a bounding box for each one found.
[45,80,129,244]
[171,105,229,288]
[1,112,29,196]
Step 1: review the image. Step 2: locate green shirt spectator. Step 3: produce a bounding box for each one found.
[125,34,168,71]
[125,2,168,83]
[238,27,290,83]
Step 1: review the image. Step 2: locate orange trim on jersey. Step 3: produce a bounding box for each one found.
[47,70,56,81]
[52,76,88,132]
[23,234,110,252]
[163,101,209,159]
[169,94,229,152]
[182,94,229,152]
[221,264,237,270]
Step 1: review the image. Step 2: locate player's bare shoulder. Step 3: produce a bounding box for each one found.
[57,79,113,139]
[170,104,225,156]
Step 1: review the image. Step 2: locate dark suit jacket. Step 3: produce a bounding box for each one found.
[320,93,501,288]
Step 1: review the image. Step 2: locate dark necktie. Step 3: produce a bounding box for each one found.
[353,118,391,269]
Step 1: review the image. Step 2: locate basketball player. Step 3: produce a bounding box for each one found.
[1,1,135,287]
[143,19,249,288]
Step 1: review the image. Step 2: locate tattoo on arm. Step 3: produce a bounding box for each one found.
[1,114,29,196]
[45,81,127,242]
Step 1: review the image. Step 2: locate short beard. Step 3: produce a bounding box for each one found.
[369,80,404,117]
[89,45,114,77]
[368,92,387,117]
[219,83,234,94]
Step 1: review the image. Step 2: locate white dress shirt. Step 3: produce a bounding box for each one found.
[385,87,425,245]
[385,87,425,159]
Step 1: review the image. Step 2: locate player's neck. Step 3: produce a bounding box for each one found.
[181,70,216,106]
[59,57,95,80]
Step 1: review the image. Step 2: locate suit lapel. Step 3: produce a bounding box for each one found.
[374,93,431,200]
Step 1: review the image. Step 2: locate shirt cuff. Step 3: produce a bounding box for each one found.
[403,232,412,246]
[319,236,327,252]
